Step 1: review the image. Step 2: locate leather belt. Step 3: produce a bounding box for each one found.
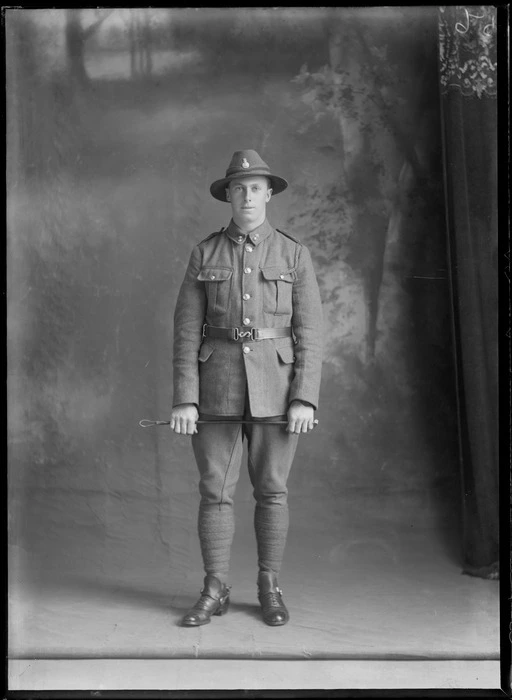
[203,324,293,342]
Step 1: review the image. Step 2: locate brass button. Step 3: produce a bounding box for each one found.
[244,267,252,274]
[210,274,216,280]
[245,245,253,253]
[243,318,251,325]
[280,274,285,280]
[243,293,250,301]
[243,346,250,354]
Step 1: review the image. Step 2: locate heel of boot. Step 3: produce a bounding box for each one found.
[214,596,230,616]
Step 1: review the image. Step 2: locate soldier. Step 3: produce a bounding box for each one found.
[171,149,323,627]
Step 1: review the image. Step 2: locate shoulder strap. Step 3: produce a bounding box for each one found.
[276,228,301,244]
[200,227,225,243]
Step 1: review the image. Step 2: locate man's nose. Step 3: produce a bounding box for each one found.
[243,190,251,201]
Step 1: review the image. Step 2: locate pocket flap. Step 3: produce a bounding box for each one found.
[197,268,233,282]
[198,343,214,362]
[276,346,296,364]
[261,267,296,283]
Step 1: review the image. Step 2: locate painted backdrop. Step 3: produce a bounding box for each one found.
[7,8,460,590]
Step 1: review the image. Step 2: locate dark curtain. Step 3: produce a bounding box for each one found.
[438,6,499,576]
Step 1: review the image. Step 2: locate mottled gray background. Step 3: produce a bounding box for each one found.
[7,8,468,658]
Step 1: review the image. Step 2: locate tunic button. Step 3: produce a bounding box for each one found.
[243,318,251,325]
[279,274,285,280]
[210,275,216,280]
[245,245,253,253]
[244,267,252,274]
[243,293,250,301]
[243,346,250,354]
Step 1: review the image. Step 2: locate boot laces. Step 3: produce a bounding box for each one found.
[263,588,283,608]
[193,593,216,611]
[193,585,229,611]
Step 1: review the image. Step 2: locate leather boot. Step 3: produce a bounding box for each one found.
[257,571,289,626]
[181,574,231,627]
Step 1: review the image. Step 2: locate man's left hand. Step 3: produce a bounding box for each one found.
[287,400,316,434]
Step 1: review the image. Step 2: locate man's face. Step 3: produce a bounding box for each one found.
[226,176,272,226]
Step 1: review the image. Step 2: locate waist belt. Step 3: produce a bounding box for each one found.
[203,324,293,342]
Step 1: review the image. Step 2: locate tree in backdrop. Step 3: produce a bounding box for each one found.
[291,8,446,366]
[289,8,458,490]
[65,9,114,86]
[129,8,154,79]
[8,9,116,470]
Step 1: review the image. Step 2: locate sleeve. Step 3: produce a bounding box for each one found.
[172,245,206,407]
[289,244,323,410]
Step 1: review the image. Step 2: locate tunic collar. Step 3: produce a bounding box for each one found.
[225,218,273,246]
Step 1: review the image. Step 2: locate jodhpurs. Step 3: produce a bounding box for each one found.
[191,396,299,577]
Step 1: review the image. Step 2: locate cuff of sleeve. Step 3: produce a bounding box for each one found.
[289,398,317,410]
[172,390,199,408]
[172,402,199,410]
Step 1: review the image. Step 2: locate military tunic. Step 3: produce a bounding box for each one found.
[173,218,323,417]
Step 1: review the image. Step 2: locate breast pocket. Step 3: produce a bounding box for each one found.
[197,267,233,315]
[260,267,296,315]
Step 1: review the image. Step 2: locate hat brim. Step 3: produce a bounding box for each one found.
[210,171,288,202]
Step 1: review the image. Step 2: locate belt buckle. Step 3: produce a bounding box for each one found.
[234,327,255,341]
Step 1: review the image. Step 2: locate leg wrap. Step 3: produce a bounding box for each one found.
[254,504,289,574]
[198,503,234,578]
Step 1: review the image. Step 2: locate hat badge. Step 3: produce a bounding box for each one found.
[241,158,250,169]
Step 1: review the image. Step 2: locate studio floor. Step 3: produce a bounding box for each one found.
[8,478,500,691]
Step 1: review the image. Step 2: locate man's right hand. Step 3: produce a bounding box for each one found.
[170,403,199,435]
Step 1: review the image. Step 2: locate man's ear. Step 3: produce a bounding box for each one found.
[266,188,273,202]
